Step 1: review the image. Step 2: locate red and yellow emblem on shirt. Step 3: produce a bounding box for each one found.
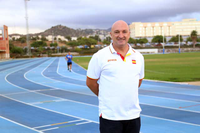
[132,60,136,64]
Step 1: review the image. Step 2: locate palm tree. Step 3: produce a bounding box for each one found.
[190,30,198,48]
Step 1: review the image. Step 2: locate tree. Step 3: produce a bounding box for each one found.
[58,38,62,41]
[191,30,198,48]
[38,46,44,57]
[186,37,192,44]
[9,40,14,50]
[152,35,166,44]
[31,41,47,47]
[77,36,82,40]
[89,35,101,42]
[78,37,97,48]
[60,46,68,53]
[138,38,148,44]
[10,46,24,55]
[65,36,71,41]
[128,37,137,44]
[12,37,15,41]
[103,40,110,45]
[67,40,79,49]
[105,36,111,42]
[31,36,37,41]
[16,36,26,43]
[41,36,47,41]
[169,35,183,43]
[50,43,58,47]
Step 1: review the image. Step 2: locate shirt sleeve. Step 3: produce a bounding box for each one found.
[139,54,145,79]
[87,53,101,79]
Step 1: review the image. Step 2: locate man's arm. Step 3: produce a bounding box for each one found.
[86,77,99,96]
[138,79,143,88]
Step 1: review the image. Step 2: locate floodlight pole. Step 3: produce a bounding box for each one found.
[25,0,31,57]
[163,33,165,54]
[179,34,181,53]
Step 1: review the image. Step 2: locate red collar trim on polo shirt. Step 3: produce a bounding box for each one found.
[109,43,135,62]
[117,52,125,61]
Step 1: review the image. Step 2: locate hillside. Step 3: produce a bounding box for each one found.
[10,25,110,37]
[32,25,109,37]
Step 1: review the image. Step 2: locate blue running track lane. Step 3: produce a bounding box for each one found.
[0,57,200,133]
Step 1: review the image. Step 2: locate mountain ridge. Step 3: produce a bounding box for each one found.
[10,25,110,37]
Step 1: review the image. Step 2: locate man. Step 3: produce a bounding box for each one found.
[65,52,73,72]
[86,20,144,133]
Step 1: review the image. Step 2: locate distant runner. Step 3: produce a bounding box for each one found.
[65,52,73,72]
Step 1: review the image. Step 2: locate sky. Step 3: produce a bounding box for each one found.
[0,0,200,35]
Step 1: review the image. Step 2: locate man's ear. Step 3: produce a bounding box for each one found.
[110,32,112,39]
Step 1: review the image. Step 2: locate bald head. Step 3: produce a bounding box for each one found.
[111,20,130,33]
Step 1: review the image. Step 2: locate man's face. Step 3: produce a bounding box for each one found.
[110,21,130,47]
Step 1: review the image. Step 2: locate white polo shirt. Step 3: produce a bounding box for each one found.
[87,43,144,120]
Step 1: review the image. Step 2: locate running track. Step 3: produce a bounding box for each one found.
[0,57,200,133]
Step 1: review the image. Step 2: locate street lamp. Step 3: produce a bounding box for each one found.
[24,0,30,57]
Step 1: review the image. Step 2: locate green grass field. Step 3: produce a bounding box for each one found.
[73,52,200,82]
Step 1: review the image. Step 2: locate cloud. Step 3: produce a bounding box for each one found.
[0,0,199,34]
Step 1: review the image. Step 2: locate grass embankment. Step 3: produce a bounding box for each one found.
[73,52,200,82]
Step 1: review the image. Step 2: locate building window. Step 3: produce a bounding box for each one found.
[0,29,3,40]
[5,29,8,40]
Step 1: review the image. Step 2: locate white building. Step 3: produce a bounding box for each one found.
[129,18,200,38]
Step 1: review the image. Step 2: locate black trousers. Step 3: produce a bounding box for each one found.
[100,117,141,133]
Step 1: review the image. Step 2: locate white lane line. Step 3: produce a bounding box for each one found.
[23,57,95,99]
[4,59,97,108]
[38,58,95,96]
[4,58,48,93]
[40,127,58,132]
[144,79,190,85]
[5,89,56,96]
[143,79,200,90]
[40,121,92,132]
[34,119,83,129]
[76,121,91,125]
[31,99,66,105]
[140,102,200,114]
[57,57,86,81]
[140,88,200,97]
[141,114,200,127]
[0,94,99,124]
[0,116,42,133]
[139,94,200,104]
[4,59,97,109]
